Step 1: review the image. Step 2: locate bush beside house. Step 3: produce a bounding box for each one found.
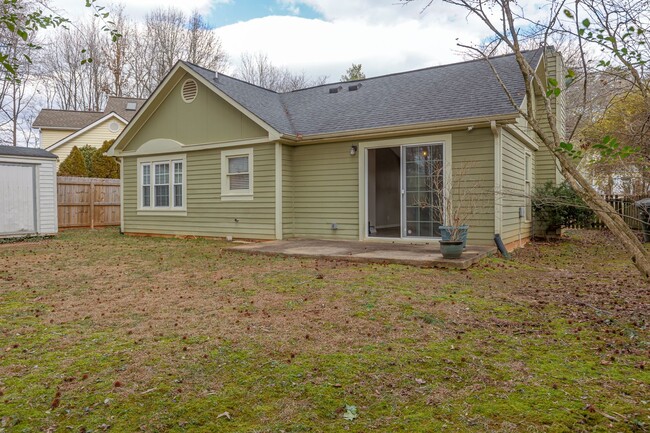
[58,146,89,177]
[58,140,119,178]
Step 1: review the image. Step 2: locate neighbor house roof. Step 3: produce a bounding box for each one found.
[32,96,146,130]
[0,145,57,159]
[103,96,146,121]
[183,48,543,137]
[32,110,105,130]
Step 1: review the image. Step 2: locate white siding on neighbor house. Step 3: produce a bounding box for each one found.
[37,159,58,234]
[0,156,57,236]
[40,129,75,149]
[48,118,126,166]
[501,129,534,245]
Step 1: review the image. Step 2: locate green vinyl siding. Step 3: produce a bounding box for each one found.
[451,128,495,245]
[122,144,276,239]
[534,81,562,187]
[124,73,267,151]
[501,129,534,244]
[530,51,564,188]
[291,142,359,239]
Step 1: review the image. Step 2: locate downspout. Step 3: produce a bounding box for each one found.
[118,157,124,235]
[491,120,502,237]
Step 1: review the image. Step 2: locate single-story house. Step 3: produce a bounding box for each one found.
[0,145,58,237]
[107,48,564,249]
[33,96,146,166]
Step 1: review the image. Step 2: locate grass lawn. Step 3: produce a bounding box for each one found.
[0,228,648,432]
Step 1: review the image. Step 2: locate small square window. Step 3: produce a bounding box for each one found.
[221,148,253,200]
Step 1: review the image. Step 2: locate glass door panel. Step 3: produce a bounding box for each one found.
[402,144,444,238]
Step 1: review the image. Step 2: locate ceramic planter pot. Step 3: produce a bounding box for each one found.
[439,225,469,249]
[439,240,464,259]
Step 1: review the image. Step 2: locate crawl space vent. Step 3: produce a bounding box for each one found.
[181,79,198,103]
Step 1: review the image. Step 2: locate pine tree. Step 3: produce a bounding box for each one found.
[90,140,119,179]
[78,144,96,175]
[340,64,366,82]
[58,146,89,177]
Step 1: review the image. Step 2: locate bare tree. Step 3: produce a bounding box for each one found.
[236,52,327,92]
[41,19,109,111]
[145,7,187,92]
[402,0,650,278]
[187,10,228,72]
[0,21,41,145]
[101,5,130,97]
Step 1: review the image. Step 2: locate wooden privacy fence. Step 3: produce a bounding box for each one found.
[57,177,120,229]
[601,194,647,230]
[567,194,648,230]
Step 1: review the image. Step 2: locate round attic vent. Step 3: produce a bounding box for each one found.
[108,121,120,133]
[181,78,198,103]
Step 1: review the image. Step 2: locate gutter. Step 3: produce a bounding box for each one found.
[278,113,519,145]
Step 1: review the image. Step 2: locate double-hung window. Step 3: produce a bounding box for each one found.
[221,148,253,200]
[139,155,186,211]
[142,164,151,207]
[154,163,170,207]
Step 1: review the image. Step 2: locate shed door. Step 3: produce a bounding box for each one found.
[0,163,36,235]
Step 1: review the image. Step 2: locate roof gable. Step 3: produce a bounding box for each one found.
[45,112,127,152]
[111,65,272,154]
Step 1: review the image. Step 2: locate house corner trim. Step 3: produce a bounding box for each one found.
[275,142,283,240]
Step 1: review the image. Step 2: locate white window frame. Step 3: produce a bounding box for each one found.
[141,163,151,208]
[525,152,532,222]
[137,154,187,214]
[221,148,254,201]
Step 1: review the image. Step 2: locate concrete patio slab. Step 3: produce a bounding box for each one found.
[229,239,497,269]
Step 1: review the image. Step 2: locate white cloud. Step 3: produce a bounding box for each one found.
[216,13,490,80]
[46,0,550,82]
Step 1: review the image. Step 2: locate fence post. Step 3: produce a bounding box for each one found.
[90,180,95,230]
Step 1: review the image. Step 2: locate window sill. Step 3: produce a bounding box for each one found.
[137,208,187,216]
[221,194,254,201]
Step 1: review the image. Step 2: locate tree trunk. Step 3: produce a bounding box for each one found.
[557,152,650,278]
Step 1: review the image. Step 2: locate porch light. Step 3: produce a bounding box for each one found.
[350,145,358,156]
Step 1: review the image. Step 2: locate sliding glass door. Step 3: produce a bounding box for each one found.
[402,144,444,238]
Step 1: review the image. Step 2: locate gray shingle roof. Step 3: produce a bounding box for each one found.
[32,96,146,130]
[104,96,147,121]
[0,145,57,159]
[32,110,105,130]
[184,49,542,136]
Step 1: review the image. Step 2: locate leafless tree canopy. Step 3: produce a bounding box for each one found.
[0,0,48,145]
[236,52,327,92]
[38,6,229,111]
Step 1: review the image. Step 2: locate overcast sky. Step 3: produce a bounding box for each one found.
[48,0,536,81]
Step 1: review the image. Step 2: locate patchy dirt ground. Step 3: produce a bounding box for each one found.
[0,228,648,432]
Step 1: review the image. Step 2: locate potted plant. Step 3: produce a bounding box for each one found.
[416,162,480,259]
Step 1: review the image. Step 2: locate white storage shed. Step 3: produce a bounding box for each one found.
[0,145,58,237]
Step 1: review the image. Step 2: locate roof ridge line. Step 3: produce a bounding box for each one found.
[36,108,103,114]
[284,49,542,93]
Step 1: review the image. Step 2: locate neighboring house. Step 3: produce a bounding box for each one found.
[0,145,58,237]
[108,48,564,249]
[32,97,146,165]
